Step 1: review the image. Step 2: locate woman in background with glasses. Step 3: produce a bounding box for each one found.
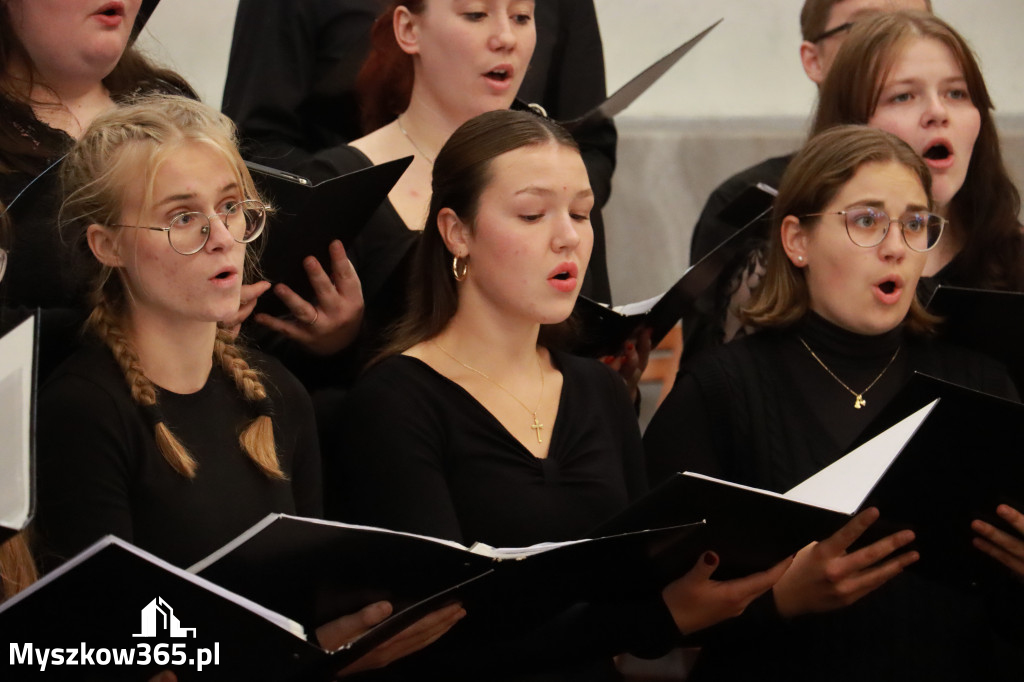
[32,95,464,674]
[813,9,1024,297]
[645,125,1023,681]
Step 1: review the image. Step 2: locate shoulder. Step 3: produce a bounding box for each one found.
[42,343,128,403]
[303,143,373,181]
[909,337,1019,401]
[245,347,310,402]
[350,355,439,400]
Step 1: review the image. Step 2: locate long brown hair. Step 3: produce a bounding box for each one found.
[378,109,579,360]
[60,95,283,480]
[745,125,937,334]
[356,0,425,135]
[812,10,1023,291]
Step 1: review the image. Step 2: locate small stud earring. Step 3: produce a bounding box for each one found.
[797,256,805,262]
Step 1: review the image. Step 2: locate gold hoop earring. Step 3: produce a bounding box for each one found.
[452,255,468,281]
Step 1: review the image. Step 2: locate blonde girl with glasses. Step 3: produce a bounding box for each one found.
[34,95,462,674]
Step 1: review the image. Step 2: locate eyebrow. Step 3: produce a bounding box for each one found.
[848,199,930,212]
[155,182,240,208]
[514,186,594,199]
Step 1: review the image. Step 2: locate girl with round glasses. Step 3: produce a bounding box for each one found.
[34,95,462,675]
[645,125,1023,681]
[813,9,1024,296]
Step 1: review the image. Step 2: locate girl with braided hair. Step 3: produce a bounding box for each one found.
[32,94,465,673]
[36,94,310,568]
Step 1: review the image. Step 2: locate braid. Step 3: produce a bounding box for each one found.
[87,301,198,478]
[213,329,285,480]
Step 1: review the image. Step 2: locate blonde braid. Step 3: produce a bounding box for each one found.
[213,329,285,480]
[0,534,38,600]
[87,302,198,478]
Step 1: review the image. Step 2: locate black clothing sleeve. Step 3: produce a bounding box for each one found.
[222,0,377,170]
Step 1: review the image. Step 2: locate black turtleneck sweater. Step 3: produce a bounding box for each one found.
[643,312,1022,681]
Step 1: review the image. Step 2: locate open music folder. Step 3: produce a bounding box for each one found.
[247,156,412,318]
[0,313,37,545]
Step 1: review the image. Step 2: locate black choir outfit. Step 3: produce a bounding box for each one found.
[36,343,322,570]
[644,312,1024,681]
[328,351,679,680]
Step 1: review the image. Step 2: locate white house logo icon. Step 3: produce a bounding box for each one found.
[132,597,197,638]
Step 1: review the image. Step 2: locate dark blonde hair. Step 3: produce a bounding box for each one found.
[812,10,1023,291]
[744,125,937,334]
[0,533,37,601]
[379,109,579,359]
[60,95,283,480]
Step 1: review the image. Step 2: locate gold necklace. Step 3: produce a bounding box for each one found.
[798,337,900,409]
[397,115,436,165]
[433,342,546,443]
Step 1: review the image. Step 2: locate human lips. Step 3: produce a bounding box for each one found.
[483,63,515,91]
[92,1,126,27]
[920,137,955,170]
[872,274,905,305]
[548,262,579,293]
[209,265,240,286]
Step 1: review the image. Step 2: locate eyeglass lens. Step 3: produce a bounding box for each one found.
[168,201,265,254]
[844,207,943,251]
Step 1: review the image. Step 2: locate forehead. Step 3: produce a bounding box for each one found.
[827,0,927,27]
[484,142,589,191]
[884,36,963,78]
[830,160,927,205]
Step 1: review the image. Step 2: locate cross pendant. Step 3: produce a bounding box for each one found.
[854,394,866,409]
[530,414,544,443]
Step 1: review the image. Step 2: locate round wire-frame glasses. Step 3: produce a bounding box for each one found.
[800,206,946,253]
[113,199,267,255]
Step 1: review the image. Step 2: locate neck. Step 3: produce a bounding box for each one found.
[924,204,964,277]
[400,85,469,158]
[435,303,543,378]
[127,309,217,394]
[6,58,115,139]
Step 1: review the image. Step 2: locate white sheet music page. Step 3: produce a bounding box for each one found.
[783,401,938,515]
[0,315,34,532]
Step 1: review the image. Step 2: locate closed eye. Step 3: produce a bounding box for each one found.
[463,11,486,21]
[520,214,543,223]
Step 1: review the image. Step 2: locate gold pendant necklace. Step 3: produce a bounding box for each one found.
[397,114,436,165]
[433,342,546,443]
[798,337,900,409]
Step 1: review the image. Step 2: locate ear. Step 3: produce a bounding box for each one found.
[437,208,471,258]
[781,215,810,267]
[393,5,421,56]
[86,224,125,268]
[799,41,826,85]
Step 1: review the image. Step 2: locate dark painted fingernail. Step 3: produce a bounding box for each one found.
[703,551,717,566]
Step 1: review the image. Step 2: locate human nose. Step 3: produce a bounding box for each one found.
[877,216,907,261]
[488,15,516,51]
[551,212,582,252]
[922,92,949,127]
[202,212,235,252]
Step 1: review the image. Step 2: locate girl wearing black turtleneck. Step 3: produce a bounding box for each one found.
[645,126,1024,681]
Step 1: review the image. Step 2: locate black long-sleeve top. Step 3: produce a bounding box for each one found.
[36,343,323,570]
[328,350,678,680]
[644,312,1024,681]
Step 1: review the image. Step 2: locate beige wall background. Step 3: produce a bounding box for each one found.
[138,0,1024,303]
